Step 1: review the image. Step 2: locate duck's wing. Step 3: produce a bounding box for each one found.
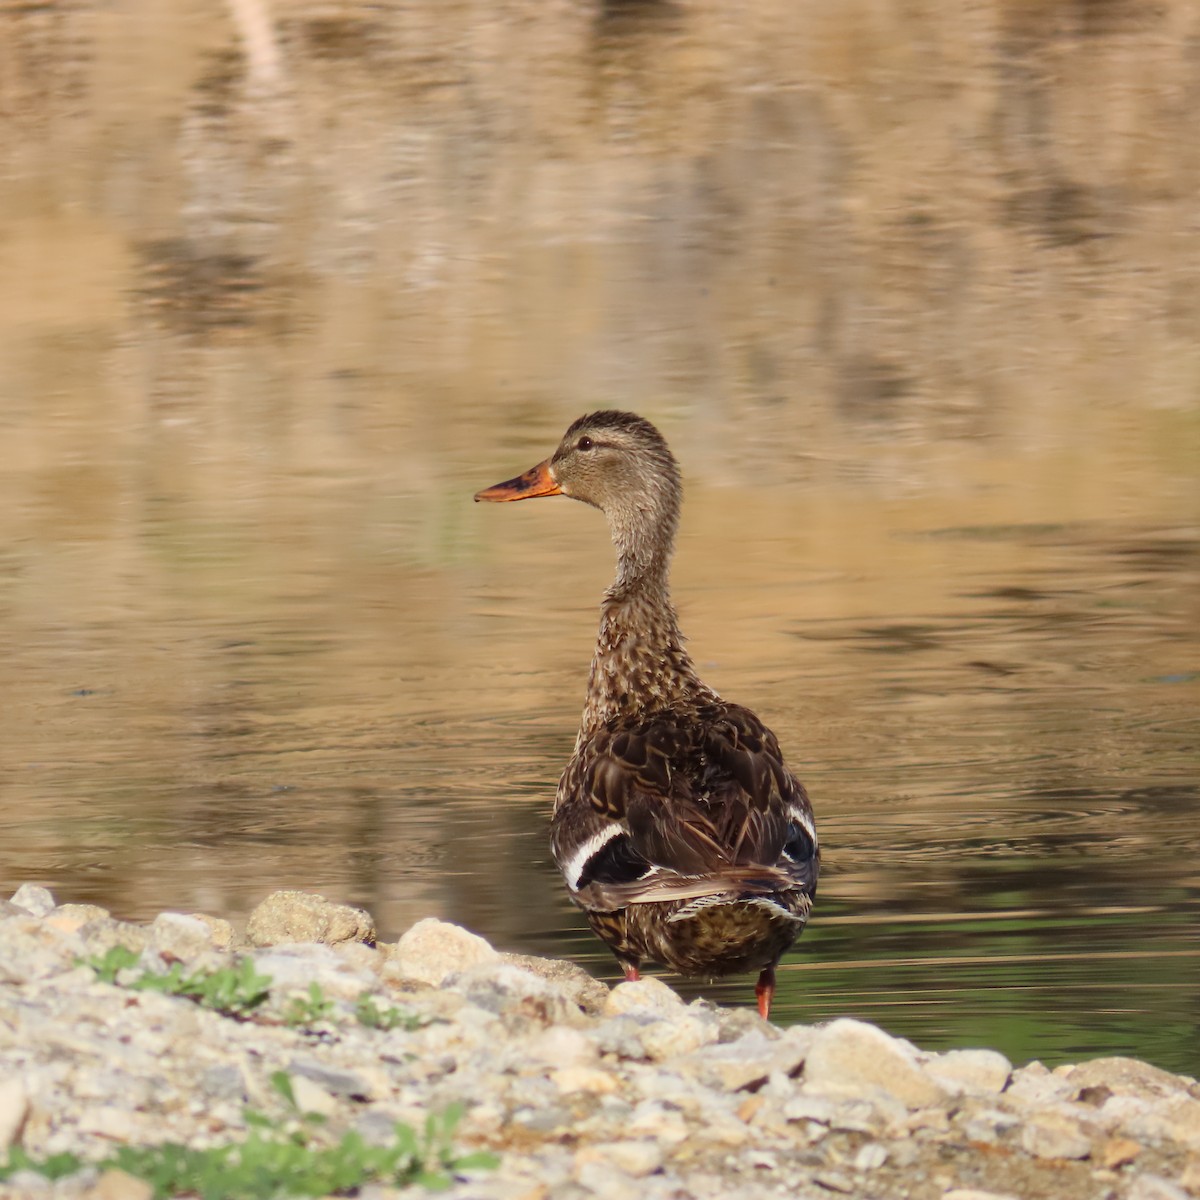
[551,704,818,912]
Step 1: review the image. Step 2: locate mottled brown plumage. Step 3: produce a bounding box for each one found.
[475,411,819,1018]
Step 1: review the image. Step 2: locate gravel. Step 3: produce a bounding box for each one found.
[2,886,1200,1200]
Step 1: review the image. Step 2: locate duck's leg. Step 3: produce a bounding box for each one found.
[755,965,776,1020]
[622,963,641,982]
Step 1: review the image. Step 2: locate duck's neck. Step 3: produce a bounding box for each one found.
[578,515,711,737]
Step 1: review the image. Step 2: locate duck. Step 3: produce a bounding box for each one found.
[474,410,818,1019]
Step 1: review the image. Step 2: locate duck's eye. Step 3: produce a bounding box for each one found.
[577,436,593,451]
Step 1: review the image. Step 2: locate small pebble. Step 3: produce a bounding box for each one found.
[0,1078,29,1149]
[1020,1112,1092,1160]
[389,917,498,984]
[1100,1136,1142,1168]
[11,884,56,917]
[576,1140,664,1178]
[853,1143,888,1171]
[803,1018,946,1108]
[813,1170,854,1193]
[603,976,684,1018]
[89,1168,155,1200]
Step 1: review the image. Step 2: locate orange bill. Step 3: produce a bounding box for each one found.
[474,459,562,502]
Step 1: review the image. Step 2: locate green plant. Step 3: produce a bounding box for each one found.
[354,993,426,1032]
[78,950,271,1018]
[418,1101,499,1185]
[132,956,272,1017]
[0,1086,498,1198]
[78,944,140,984]
[0,1148,86,1182]
[283,982,336,1027]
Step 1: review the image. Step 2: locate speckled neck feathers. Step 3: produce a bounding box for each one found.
[576,421,714,736]
[579,586,712,736]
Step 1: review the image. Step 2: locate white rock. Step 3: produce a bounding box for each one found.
[837,1096,901,1132]
[527,1025,598,1068]
[1098,1135,1143,1169]
[3,1172,49,1196]
[10,884,55,917]
[499,952,611,1013]
[925,1048,1012,1095]
[0,1077,28,1149]
[78,1106,140,1141]
[1157,1096,1200,1149]
[683,1030,803,1091]
[957,1105,1020,1145]
[90,1168,155,1200]
[944,1191,1019,1200]
[1180,1160,1200,1194]
[1121,1095,1200,1149]
[1127,1176,1192,1200]
[251,943,375,1001]
[702,1108,753,1147]
[853,1142,888,1171]
[782,1094,838,1124]
[779,1022,819,1054]
[575,1160,638,1198]
[450,961,580,1026]
[288,1058,385,1101]
[44,903,109,934]
[628,1100,689,1144]
[604,977,684,1017]
[903,1107,951,1134]
[629,1066,704,1109]
[1005,1062,1076,1107]
[595,1015,652,1061]
[75,917,149,958]
[803,1018,947,1108]
[190,913,235,950]
[391,918,499,986]
[638,1013,717,1061]
[1020,1111,1091,1160]
[1065,1056,1191,1099]
[576,1140,664,1178]
[757,1070,797,1102]
[552,1066,620,1095]
[811,1170,854,1193]
[0,917,80,984]
[290,1074,339,1117]
[332,941,381,975]
[748,1149,780,1170]
[1095,1093,1150,1131]
[151,912,221,961]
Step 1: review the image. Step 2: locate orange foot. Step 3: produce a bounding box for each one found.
[755,965,776,1021]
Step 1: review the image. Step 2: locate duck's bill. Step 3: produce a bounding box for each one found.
[474,459,562,502]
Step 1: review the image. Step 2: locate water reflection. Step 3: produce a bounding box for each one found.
[1,0,1199,1075]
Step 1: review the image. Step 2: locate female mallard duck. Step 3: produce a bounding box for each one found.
[475,411,818,1019]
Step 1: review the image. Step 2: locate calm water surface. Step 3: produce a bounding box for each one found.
[1,0,1198,1076]
[5,419,1196,1074]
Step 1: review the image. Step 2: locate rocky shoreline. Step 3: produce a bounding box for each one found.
[1,886,1198,1200]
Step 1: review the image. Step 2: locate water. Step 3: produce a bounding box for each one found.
[1,0,1198,1076]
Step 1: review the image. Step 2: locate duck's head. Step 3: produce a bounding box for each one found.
[476,410,679,514]
[475,410,683,581]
